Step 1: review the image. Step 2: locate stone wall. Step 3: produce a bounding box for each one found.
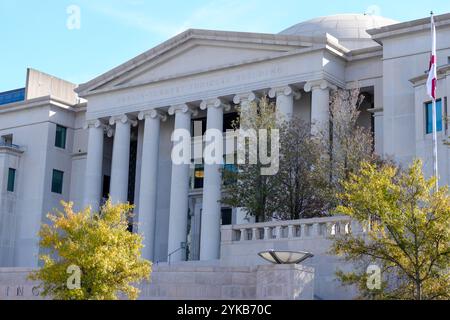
[0,264,315,300]
[220,216,359,300]
[0,268,44,300]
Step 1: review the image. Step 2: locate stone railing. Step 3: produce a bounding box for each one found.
[221,216,360,243]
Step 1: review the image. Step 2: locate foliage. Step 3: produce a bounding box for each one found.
[271,118,332,220]
[223,87,382,222]
[222,96,279,222]
[331,160,450,300]
[328,88,377,197]
[29,200,152,300]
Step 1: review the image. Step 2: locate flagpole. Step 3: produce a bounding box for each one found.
[430,11,439,190]
[432,97,439,190]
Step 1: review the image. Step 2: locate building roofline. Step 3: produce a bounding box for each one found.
[409,64,450,85]
[367,12,450,40]
[347,45,383,61]
[75,29,353,97]
[0,95,82,115]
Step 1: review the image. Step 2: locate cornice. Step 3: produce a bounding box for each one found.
[0,95,77,115]
[368,13,450,41]
[409,64,450,85]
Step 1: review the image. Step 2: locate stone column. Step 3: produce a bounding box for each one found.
[199,98,229,261]
[83,119,105,212]
[136,109,167,261]
[109,115,136,204]
[269,85,301,121]
[167,104,197,262]
[304,80,334,138]
[233,92,257,130]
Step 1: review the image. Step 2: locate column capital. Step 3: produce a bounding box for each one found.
[109,114,138,127]
[106,126,115,138]
[168,104,198,116]
[138,109,168,122]
[83,119,104,130]
[269,85,302,100]
[233,92,257,105]
[200,98,231,111]
[304,80,337,93]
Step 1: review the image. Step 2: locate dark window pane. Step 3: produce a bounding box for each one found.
[7,168,16,192]
[425,100,443,134]
[221,208,232,226]
[224,112,238,132]
[223,164,237,186]
[194,165,204,189]
[55,125,67,149]
[51,170,64,194]
[102,175,111,199]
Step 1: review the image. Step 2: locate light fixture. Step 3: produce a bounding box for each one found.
[258,250,314,265]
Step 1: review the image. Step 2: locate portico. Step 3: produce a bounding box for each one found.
[76,20,385,263]
[81,85,334,262]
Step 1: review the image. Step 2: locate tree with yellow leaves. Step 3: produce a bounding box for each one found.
[29,200,152,300]
[331,160,450,300]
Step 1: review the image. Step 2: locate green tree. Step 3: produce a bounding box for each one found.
[222,96,279,222]
[272,118,332,220]
[29,200,152,300]
[331,160,450,300]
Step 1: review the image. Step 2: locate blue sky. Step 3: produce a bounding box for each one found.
[0,0,447,92]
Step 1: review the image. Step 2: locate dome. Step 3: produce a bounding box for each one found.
[279,14,398,50]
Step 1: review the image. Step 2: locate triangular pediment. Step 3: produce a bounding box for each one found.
[76,29,313,96]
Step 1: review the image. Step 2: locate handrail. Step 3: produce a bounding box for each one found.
[167,242,187,265]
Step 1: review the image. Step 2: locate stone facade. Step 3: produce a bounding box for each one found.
[0,12,450,300]
[0,264,314,300]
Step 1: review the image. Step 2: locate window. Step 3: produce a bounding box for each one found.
[55,125,67,149]
[223,163,238,186]
[224,112,239,132]
[221,208,233,226]
[1,134,13,146]
[193,164,204,189]
[51,170,64,194]
[425,99,443,134]
[102,175,111,199]
[7,168,16,192]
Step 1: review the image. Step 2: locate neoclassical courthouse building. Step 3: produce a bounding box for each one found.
[1,12,450,298]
